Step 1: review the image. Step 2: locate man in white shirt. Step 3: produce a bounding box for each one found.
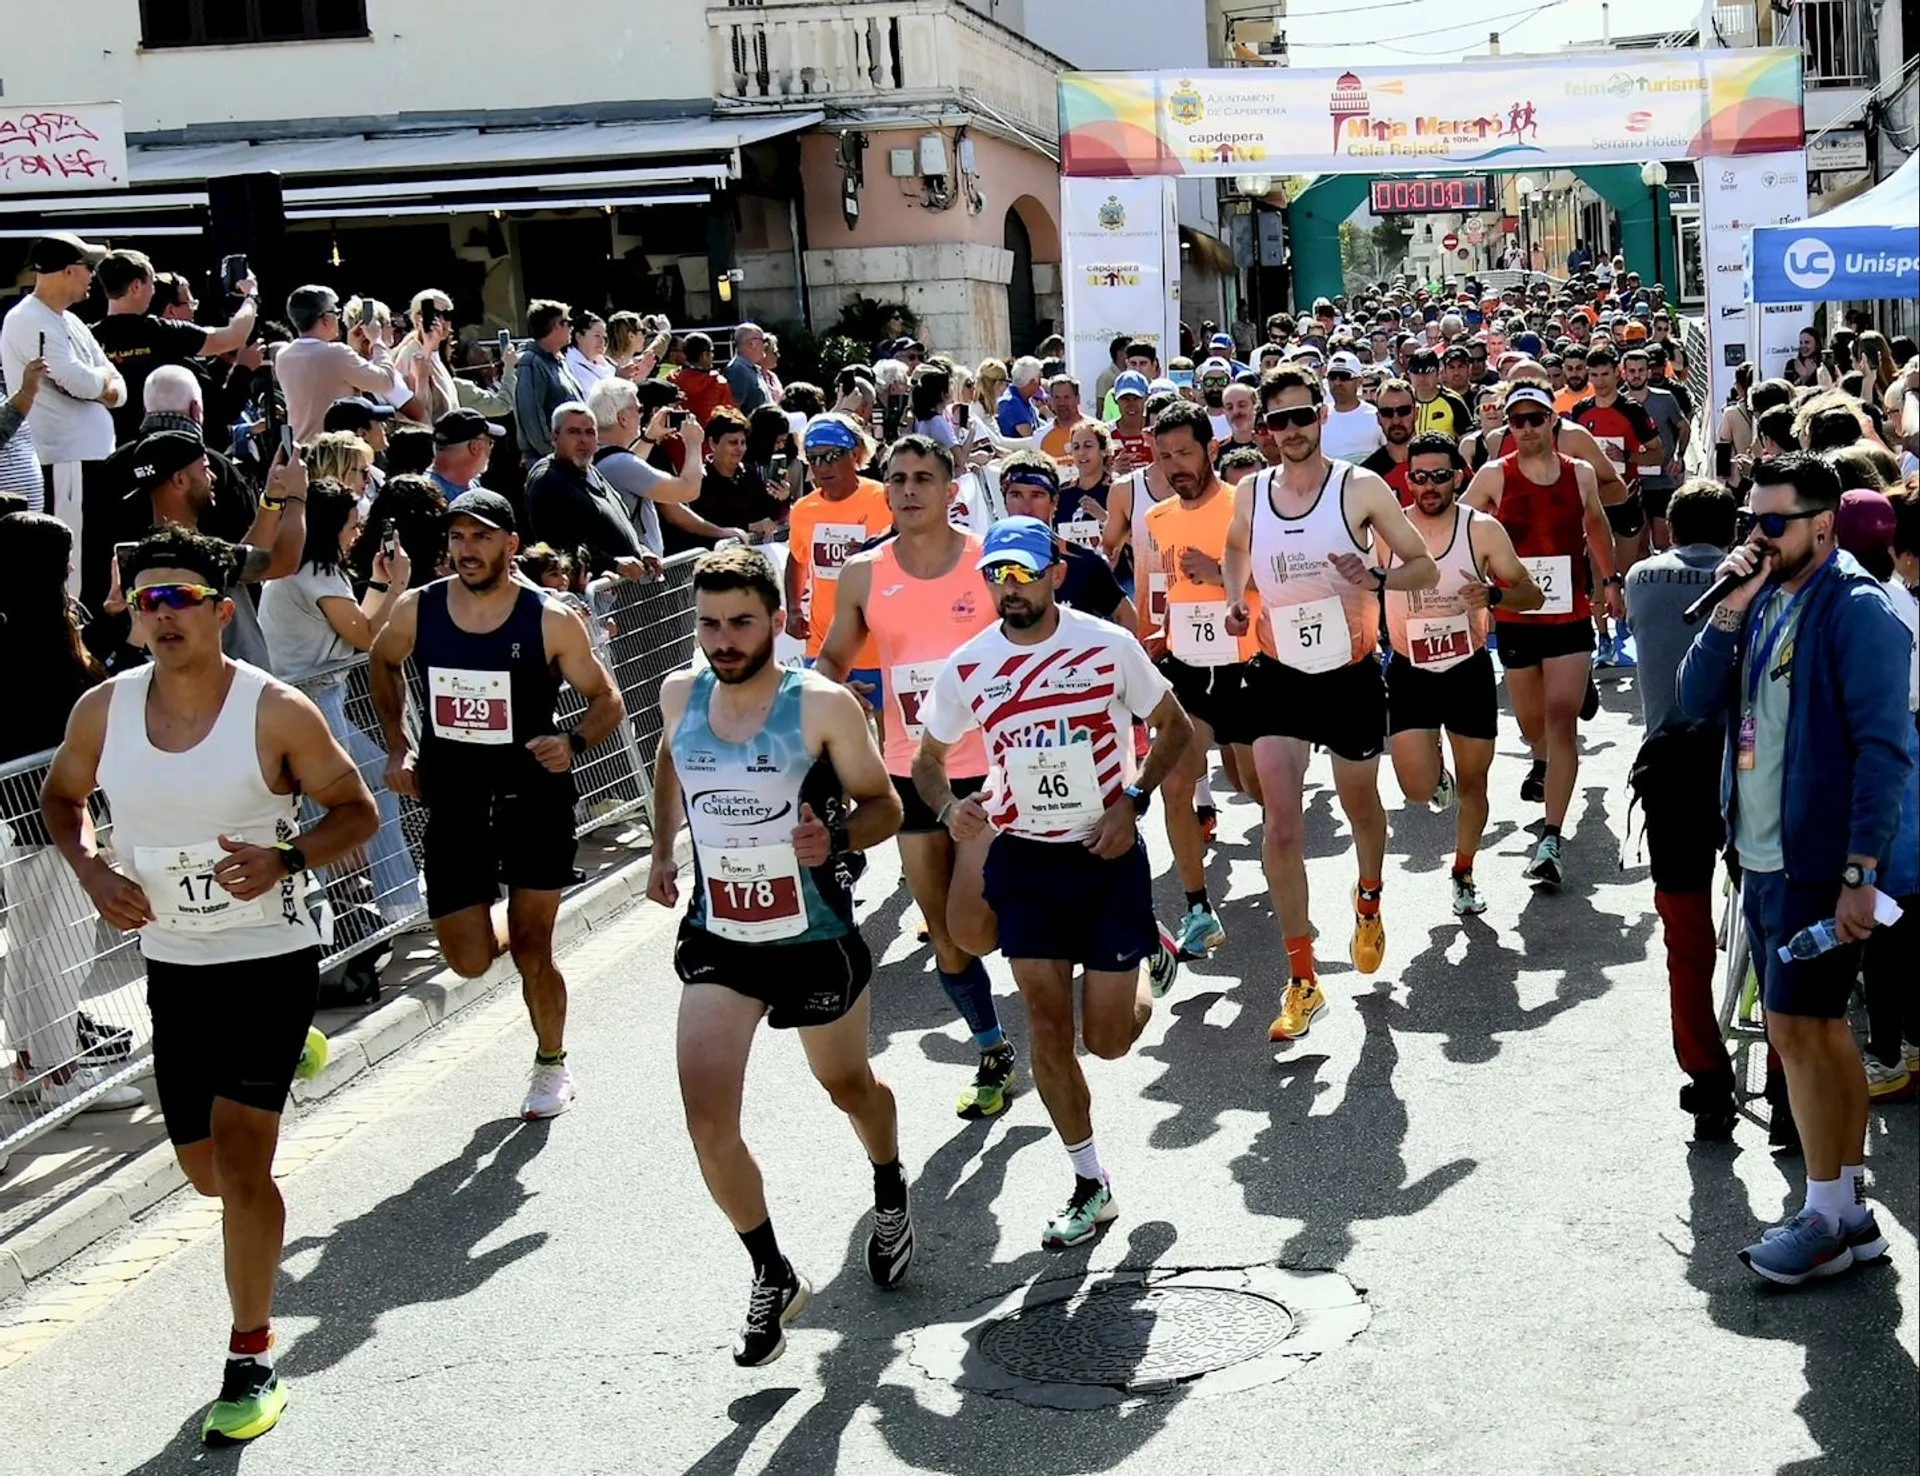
[273,285,400,442]
[1,232,126,597]
[1320,351,1386,463]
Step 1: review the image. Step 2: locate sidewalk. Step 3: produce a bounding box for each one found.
[0,822,655,1298]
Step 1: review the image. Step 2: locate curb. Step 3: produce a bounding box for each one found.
[0,853,657,1302]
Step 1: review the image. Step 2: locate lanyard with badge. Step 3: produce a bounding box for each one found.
[1739,585,1806,771]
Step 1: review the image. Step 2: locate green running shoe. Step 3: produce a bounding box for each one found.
[202,1359,287,1446]
[294,1026,328,1082]
[956,1043,1017,1120]
[1042,1174,1116,1250]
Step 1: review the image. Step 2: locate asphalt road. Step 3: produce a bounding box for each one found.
[1,678,1914,1476]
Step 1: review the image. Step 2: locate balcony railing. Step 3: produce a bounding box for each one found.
[1792,0,1874,88]
[710,0,1064,142]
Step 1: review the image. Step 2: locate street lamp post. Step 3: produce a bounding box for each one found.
[1513,174,1536,273]
[1640,160,1668,292]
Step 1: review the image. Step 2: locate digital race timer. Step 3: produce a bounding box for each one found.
[1368,177,1493,214]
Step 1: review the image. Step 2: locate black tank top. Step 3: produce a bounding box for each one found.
[415,579,567,796]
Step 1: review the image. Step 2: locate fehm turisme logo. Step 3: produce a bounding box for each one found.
[1167,80,1204,126]
[1097,195,1126,232]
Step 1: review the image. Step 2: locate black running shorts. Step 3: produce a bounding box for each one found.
[423,784,579,918]
[674,921,873,1029]
[1604,490,1646,539]
[1386,650,1498,741]
[146,947,321,1145]
[892,774,986,835]
[1492,617,1595,669]
[1240,654,1388,762]
[1155,655,1252,747]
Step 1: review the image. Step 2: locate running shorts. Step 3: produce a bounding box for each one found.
[1640,483,1675,523]
[892,774,987,835]
[674,921,873,1029]
[1386,650,1498,741]
[146,946,321,1145]
[423,784,579,919]
[1155,655,1252,746]
[1239,654,1388,762]
[1604,490,1646,539]
[1492,618,1595,669]
[983,832,1157,971]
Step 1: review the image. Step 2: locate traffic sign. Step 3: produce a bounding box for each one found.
[1441,232,1460,251]
[1464,217,1487,244]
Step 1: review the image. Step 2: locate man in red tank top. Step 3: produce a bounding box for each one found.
[815,434,1016,1121]
[1463,384,1620,889]
[1569,347,1662,668]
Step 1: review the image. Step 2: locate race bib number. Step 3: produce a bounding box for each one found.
[1406,613,1474,672]
[1146,571,1169,625]
[810,522,865,582]
[1060,518,1103,552]
[136,841,280,934]
[430,668,512,744]
[1003,744,1104,830]
[1594,435,1628,474]
[700,842,806,943]
[1168,599,1237,667]
[890,661,944,742]
[1520,555,1573,616]
[1273,596,1348,675]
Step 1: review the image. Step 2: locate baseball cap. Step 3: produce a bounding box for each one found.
[26,231,107,274]
[1407,349,1440,373]
[1113,370,1150,399]
[1619,321,1649,342]
[1148,377,1179,397]
[1514,332,1544,358]
[1440,344,1471,364]
[433,407,507,446]
[1505,385,1556,415]
[977,515,1057,573]
[445,489,517,532]
[1326,351,1364,376]
[1836,489,1896,557]
[127,430,207,496]
[1198,356,1233,379]
[1208,332,1236,352]
[323,395,399,433]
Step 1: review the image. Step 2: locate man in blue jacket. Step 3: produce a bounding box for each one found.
[1678,452,1914,1287]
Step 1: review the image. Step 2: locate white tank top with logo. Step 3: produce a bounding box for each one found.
[1383,502,1487,672]
[1248,461,1379,672]
[1127,467,1174,630]
[97,661,319,965]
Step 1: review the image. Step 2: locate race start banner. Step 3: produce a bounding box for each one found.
[1700,152,1808,413]
[1058,51,1803,178]
[1059,176,1180,397]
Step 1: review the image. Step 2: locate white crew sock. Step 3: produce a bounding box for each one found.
[1839,1164,1869,1229]
[1194,775,1215,809]
[1064,1135,1105,1184]
[1802,1176,1849,1234]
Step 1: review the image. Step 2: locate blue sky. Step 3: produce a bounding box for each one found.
[1277,0,1718,67]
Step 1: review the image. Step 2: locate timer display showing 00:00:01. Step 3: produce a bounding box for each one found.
[1369,177,1492,214]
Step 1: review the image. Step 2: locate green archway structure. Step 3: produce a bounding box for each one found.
[1286,165,1674,305]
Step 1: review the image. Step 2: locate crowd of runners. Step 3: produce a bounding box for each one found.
[11,247,1918,1443]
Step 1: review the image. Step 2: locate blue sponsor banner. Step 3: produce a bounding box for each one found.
[1751,225,1920,302]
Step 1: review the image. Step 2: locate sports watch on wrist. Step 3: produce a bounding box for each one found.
[1124,784,1153,816]
[567,730,590,757]
[1370,565,1389,592]
[1842,863,1876,889]
[274,841,307,874]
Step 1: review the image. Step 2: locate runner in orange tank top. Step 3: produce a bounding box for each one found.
[815,433,1016,1120]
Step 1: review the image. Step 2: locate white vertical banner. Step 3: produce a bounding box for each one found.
[1700,152,1808,413]
[1061,176,1178,394]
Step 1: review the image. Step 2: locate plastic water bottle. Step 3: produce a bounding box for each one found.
[1778,919,1842,963]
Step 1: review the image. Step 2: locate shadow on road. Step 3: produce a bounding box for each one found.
[1681,1142,1917,1476]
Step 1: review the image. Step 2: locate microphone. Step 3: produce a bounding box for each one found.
[1682,537,1765,626]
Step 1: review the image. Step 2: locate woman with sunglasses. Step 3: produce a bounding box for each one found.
[1459,386,1506,474]
[40,522,379,1446]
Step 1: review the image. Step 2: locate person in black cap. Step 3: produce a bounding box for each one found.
[1406,349,1470,439]
[102,364,258,558]
[128,430,309,669]
[428,407,505,502]
[367,486,626,1121]
[322,394,397,446]
[1,232,126,598]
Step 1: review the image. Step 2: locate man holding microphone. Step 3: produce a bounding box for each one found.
[1677,453,1914,1286]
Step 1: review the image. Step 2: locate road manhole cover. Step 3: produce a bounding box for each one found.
[978,1284,1293,1390]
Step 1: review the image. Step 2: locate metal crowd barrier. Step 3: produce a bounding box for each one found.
[0,551,708,1163]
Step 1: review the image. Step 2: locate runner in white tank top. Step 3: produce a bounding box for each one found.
[1378,432,1544,919]
[1221,367,1439,1043]
[40,525,376,1448]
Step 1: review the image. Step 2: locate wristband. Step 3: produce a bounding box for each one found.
[1487,584,1504,607]
[567,730,590,757]
[935,798,956,827]
[367,581,389,593]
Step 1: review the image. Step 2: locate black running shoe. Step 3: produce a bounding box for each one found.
[75,1010,133,1063]
[1519,760,1547,804]
[1580,674,1600,721]
[1679,1081,1737,1143]
[866,1196,915,1287]
[733,1263,811,1367]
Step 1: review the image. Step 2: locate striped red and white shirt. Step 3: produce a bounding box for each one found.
[921,606,1169,843]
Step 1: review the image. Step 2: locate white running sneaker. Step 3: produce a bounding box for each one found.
[521,1060,575,1120]
[1429,767,1456,814]
[40,1066,145,1113]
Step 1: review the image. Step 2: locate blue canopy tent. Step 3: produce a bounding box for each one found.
[1748,155,1919,304]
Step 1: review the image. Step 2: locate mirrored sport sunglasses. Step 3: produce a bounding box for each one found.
[1406,468,1454,486]
[1262,406,1320,431]
[983,561,1051,585]
[1737,507,1821,540]
[806,448,850,466]
[1506,409,1551,429]
[131,583,222,614]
